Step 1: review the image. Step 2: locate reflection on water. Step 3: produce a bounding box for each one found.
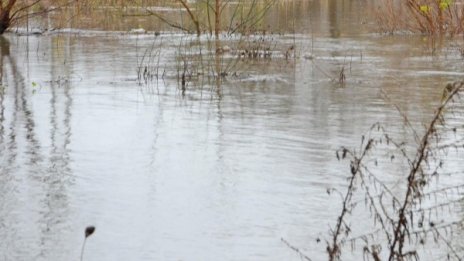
[1,1,464,260]
[0,36,75,260]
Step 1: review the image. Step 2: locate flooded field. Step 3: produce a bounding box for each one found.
[1,0,464,260]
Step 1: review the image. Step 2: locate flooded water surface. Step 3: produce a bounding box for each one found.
[1,1,464,260]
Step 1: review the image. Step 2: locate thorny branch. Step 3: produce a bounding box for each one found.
[327,82,464,260]
[388,82,464,260]
[328,137,374,260]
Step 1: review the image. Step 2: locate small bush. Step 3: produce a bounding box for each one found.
[376,0,464,35]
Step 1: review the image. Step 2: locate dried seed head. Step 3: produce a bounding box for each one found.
[85,226,96,238]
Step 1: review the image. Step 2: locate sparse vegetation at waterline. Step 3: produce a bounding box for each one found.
[326,82,464,260]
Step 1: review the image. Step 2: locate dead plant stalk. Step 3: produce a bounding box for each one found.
[387,83,464,260]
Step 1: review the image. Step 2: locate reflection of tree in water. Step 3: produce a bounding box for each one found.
[0,36,74,260]
[0,35,38,259]
[0,36,41,166]
[328,0,341,38]
[0,38,5,145]
[37,36,74,260]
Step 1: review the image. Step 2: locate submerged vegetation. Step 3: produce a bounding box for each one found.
[135,30,296,91]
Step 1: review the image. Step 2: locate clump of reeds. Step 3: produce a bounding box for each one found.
[137,37,165,85]
[235,33,276,60]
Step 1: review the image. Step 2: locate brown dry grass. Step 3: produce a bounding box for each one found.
[375,0,464,35]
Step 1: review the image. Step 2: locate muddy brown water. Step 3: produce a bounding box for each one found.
[1,1,464,260]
